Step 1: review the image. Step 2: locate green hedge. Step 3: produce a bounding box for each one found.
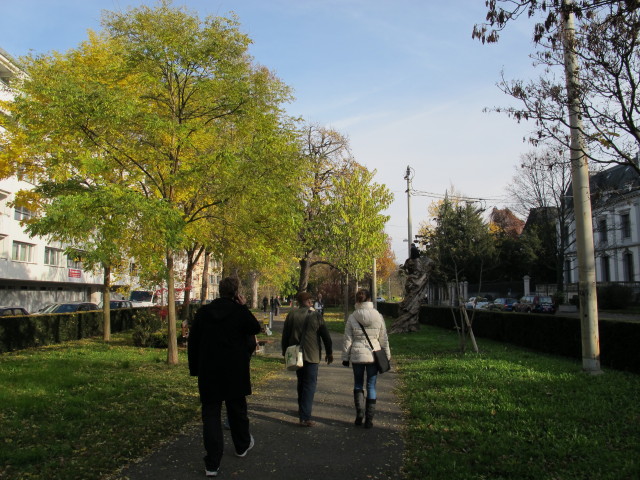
[416,306,640,374]
[377,301,400,318]
[0,308,138,353]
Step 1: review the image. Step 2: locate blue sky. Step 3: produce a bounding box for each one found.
[1,0,541,262]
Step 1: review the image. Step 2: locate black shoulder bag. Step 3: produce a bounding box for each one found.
[357,322,391,374]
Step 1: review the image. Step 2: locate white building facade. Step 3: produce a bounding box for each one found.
[563,162,640,288]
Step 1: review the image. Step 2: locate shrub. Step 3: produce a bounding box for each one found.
[597,284,632,310]
[131,308,164,347]
[553,291,565,306]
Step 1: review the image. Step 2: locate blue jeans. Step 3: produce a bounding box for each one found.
[296,361,319,421]
[352,363,378,400]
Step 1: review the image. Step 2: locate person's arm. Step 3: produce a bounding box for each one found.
[342,316,354,365]
[187,310,202,376]
[281,313,292,355]
[378,315,391,360]
[317,317,333,364]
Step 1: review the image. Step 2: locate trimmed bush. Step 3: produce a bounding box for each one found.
[0,308,141,353]
[597,284,632,309]
[415,305,640,374]
[131,308,165,347]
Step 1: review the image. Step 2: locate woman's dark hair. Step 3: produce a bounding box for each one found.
[355,289,371,303]
[219,277,240,298]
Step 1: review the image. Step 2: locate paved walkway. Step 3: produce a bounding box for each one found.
[111,313,404,480]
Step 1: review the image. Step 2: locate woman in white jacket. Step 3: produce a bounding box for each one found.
[341,288,391,428]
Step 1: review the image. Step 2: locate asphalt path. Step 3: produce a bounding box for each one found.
[110,312,405,480]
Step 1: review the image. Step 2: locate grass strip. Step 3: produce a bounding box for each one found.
[393,325,640,480]
[0,332,282,480]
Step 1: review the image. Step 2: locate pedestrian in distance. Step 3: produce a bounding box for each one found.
[342,288,391,428]
[313,293,324,316]
[262,296,268,313]
[281,291,333,427]
[188,277,262,478]
[274,295,281,316]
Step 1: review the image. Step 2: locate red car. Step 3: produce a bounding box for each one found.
[488,298,518,311]
[514,295,555,314]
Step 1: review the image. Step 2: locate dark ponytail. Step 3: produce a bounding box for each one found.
[355,289,371,303]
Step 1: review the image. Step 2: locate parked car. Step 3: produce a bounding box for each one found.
[465,297,490,309]
[514,295,555,314]
[487,297,518,312]
[98,300,133,309]
[376,296,386,303]
[37,302,99,314]
[0,306,30,316]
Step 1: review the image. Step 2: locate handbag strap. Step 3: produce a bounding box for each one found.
[357,321,375,350]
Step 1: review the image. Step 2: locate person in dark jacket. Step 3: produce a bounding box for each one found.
[188,277,261,478]
[281,291,333,427]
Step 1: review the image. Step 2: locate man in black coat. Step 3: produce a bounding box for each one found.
[188,277,262,478]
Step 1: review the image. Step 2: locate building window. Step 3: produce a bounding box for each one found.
[623,252,635,282]
[597,218,608,244]
[620,213,631,239]
[0,234,6,259]
[14,206,34,222]
[67,253,83,269]
[564,260,572,283]
[12,241,35,262]
[601,255,611,282]
[44,247,63,266]
[129,262,138,277]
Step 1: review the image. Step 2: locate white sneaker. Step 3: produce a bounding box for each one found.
[205,467,219,477]
[235,435,255,457]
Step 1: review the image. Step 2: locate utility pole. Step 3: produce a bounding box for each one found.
[561,0,601,374]
[404,166,413,258]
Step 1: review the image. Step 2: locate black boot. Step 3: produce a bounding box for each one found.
[364,398,377,429]
[353,389,365,426]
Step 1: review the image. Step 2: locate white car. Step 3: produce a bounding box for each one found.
[464,297,489,309]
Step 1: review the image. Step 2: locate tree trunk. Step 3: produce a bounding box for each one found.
[249,271,259,309]
[460,306,479,353]
[181,245,204,321]
[166,252,179,365]
[298,257,310,292]
[343,272,350,322]
[103,264,111,342]
[200,250,210,302]
[181,258,194,321]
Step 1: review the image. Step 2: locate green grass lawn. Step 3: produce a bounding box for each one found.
[0,332,282,480]
[393,325,640,480]
[3,309,639,480]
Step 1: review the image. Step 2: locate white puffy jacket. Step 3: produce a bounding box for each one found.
[342,302,391,364]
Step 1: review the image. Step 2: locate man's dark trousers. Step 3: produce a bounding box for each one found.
[202,397,252,470]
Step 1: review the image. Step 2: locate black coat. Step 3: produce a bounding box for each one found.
[188,297,261,403]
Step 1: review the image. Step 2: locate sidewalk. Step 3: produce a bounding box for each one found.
[112,313,404,480]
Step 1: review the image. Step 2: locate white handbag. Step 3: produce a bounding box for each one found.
[284,311,311,371]
[285,344,304,370]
